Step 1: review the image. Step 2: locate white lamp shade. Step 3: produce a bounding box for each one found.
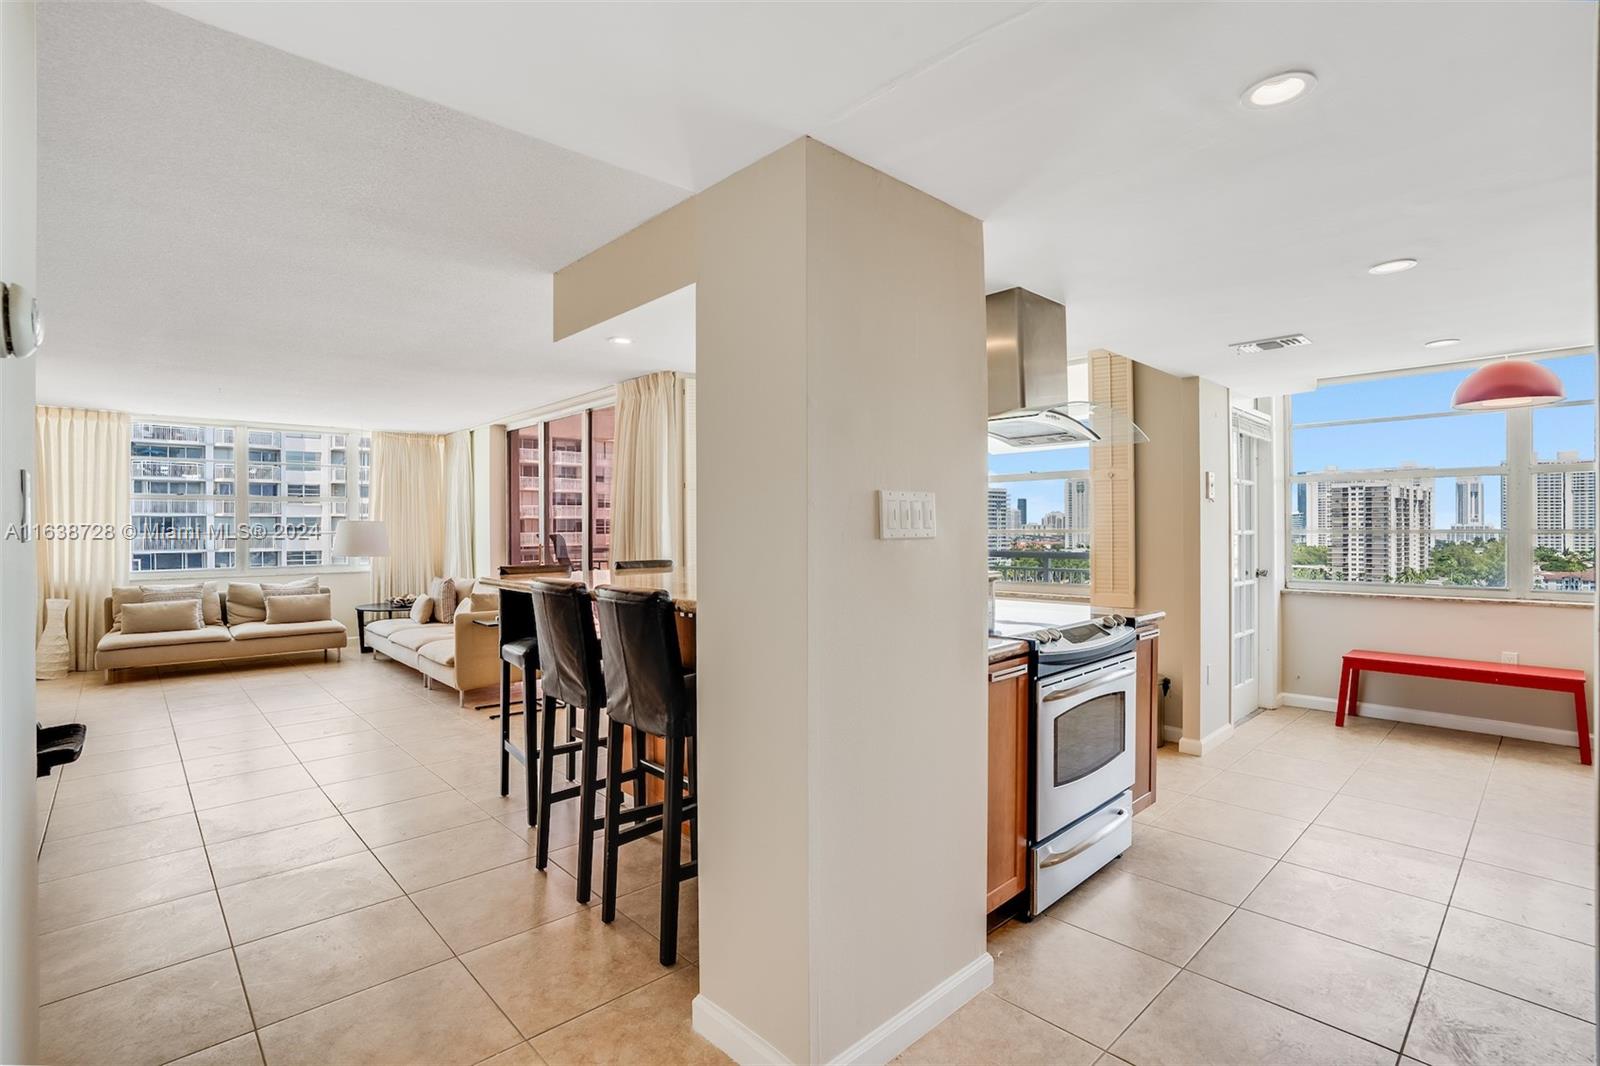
[332,519,390,557]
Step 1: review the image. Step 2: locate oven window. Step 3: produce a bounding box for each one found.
[1053,691,1127,786]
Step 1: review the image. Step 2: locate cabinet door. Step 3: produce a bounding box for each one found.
[987,657,1030,912]
[1133,632,1159,813]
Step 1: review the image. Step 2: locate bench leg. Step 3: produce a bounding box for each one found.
[1346,669,1361,720]
[1574,685,1592,766]
[1335,661,1350,727]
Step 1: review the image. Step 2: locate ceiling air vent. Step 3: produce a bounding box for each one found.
[1231,333,1310,354]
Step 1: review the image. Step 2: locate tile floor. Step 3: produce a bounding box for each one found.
[902,706,1599,1066]
[37,663,1599,1066]
[34,653,724,1066]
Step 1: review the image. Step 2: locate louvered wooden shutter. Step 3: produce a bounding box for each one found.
[1090,350,1136,608]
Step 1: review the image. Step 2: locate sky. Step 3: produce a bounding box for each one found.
[987,443,1089,518]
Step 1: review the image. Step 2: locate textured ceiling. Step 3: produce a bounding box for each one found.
[38,1,691,432]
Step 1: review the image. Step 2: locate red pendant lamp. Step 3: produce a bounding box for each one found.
[1451,359,1565,410]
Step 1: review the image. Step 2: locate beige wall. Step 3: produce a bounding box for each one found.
[1281,591,1595,739]
[555,137,989,1063]
[470,423,506,577]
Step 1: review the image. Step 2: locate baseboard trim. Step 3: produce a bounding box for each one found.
[1278,692,1585,748]
[691,953,995,1066]
[1160,724,1183,743]
[692,994,794,1066]
[1177,720,1235,756]
[827,952,994,1065]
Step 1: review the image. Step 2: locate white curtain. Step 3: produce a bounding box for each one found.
[613,371,685,566]
[442,430,475,577]
[370,432,445,600]
[35,407,130,669]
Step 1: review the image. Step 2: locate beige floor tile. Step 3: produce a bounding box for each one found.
[1227,747,1358,792]
[63,742,182,779]
[1242,861,1444,964]
[1188,909,1425,1050]
[1314,793,1474,856]
[38,811,201,882]
[53,761,189,807]
[1363,742,1496,785]
[304,745,421,785]
[257,959,522,1065]
[322,765,452,812]
[1404,971,1596,1066]
[1477,785,1597,846]
[262,703,356,729]
[373,818,533,892]
[410,859,584,954]
[38,950,253,1066]
[463,908,679,1038]
[77,725,176,754]
[1109,971,1394,1066]
[495,800,584,852]
[167,1033,265,1066]
[551,833,669,900]
[988,915,1177,1048]
[287,728,394,762]
[235,897,451,1026]
[190,764,317,811]
[1432,907,1594,1022]
[183,744,300,783]
[220,850,403,943]
[38,846,214,934]
[1150,795,1308,858]
[39,892,229,1004]
[44,783,194,840]
[1045,866,1232,966]
[172,713,274,741]
[1451,860,1595,944]
[1193,770,1334,821]
[1284,825,1461,903]
[615,877,700,963]
[196,787,340,845]
[344,788,490,848]
[249,684,341,713]
[530,968,730,1065]
[274,715,372,743]
[895,990,1098,1066]
[1115,824,1275,905]
[179,728,285,758]
[1338,764,1486,819]
[1467,822,1596,890]
[207,815,366,887]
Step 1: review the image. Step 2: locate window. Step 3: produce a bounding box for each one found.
[987,442,1092,595]
[505,404,615,574]
[131,420,370,575]
[1286,352,1595,599]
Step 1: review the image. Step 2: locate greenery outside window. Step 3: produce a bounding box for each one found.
[987,442,1091,598]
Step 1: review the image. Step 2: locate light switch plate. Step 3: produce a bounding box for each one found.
[878,490,937,539]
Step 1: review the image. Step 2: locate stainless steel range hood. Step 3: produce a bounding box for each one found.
[986,288,1148,449]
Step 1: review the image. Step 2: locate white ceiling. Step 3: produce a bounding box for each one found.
[41,2,1596,427]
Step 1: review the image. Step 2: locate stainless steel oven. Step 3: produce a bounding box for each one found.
[1030,650,1137,913]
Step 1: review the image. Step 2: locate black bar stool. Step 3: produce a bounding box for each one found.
[496,587,538,826]
[527,578,609,900]
[594,586,697,966]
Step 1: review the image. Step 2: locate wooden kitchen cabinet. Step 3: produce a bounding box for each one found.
[1133,626,1160,813]
[986,654,1030,912]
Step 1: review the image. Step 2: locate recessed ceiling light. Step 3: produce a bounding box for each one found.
[1423,337,1461,348]
[1242,71,1316,109]
[607,336,633,345]
[1368,258,1418,275]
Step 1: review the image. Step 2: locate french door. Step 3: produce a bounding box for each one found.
[1231,411,1272,720]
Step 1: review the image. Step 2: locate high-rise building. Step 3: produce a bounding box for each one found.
[1455,476,1485,527]
[1535,451,1597,553]
[1060,477,1091,549]
[1323,475,1434,581]
[986,488,1010,551]
[1041,510,1067,529]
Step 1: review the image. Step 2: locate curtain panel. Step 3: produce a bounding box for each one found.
[613,371,685,566]
[442,430,475,577]
[370,432,446,600]
[35,406,131,669]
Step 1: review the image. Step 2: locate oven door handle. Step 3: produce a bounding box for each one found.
[1041,667,1135,701]
[1039,805,1131,868]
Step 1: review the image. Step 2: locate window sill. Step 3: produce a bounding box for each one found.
[133,565,372,581]
[1283,586,1594,609]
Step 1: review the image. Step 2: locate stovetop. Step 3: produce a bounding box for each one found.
[994,614,1137,672]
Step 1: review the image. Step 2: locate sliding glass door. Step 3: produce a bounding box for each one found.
[505,404,616,575]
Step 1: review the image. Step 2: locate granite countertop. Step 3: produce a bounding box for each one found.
[987,637,1030,664]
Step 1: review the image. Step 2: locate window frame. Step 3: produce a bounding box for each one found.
[130,415,372,579]
[1284,351,1595,604]
[987,467,1094,602]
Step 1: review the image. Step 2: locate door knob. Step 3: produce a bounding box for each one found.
[1254,568,1269,578]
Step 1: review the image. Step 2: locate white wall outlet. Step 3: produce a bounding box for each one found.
[878,490,937,539]
[1501,651,1519,665]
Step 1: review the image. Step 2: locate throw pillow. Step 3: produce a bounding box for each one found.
[264,592,332,625]
[110,585,145,629]
[225,582,267,623]
[409,596,434,624]
[428,578,458,624]
[139,583,222,625]
[121,599,203,635]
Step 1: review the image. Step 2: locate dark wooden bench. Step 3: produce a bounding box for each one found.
[1337,649,1591,765]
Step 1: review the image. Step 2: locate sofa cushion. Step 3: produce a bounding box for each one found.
[429,578,459,624]
[135,581,224,626]
[366,617,421,639]
[110,585,145,628]
[265,592,332,624]
[226,577,319,623]
[417,640,456,668]
[388,624,454,652]
[228,618,347,641]
[121,599,204,634]
[98,624,232,652]
[409,596,433,624]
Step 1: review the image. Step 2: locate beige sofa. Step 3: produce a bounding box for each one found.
[364,581,511,705]
[96,587,347,678]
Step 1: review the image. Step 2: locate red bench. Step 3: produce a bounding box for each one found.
[1337,650,1592,765]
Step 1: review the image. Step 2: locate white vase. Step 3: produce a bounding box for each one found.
[36,598,70,680]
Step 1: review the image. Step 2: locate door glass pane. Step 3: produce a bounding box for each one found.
[508,425,543,566]
[547,413,585,574]
[590,406,615,576]
[1053,692,1126,785]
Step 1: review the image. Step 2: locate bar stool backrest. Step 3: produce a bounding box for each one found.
[498,583,536,648]
[613,559,673,573]
[528,579,605,710]
[594,586,688,738]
